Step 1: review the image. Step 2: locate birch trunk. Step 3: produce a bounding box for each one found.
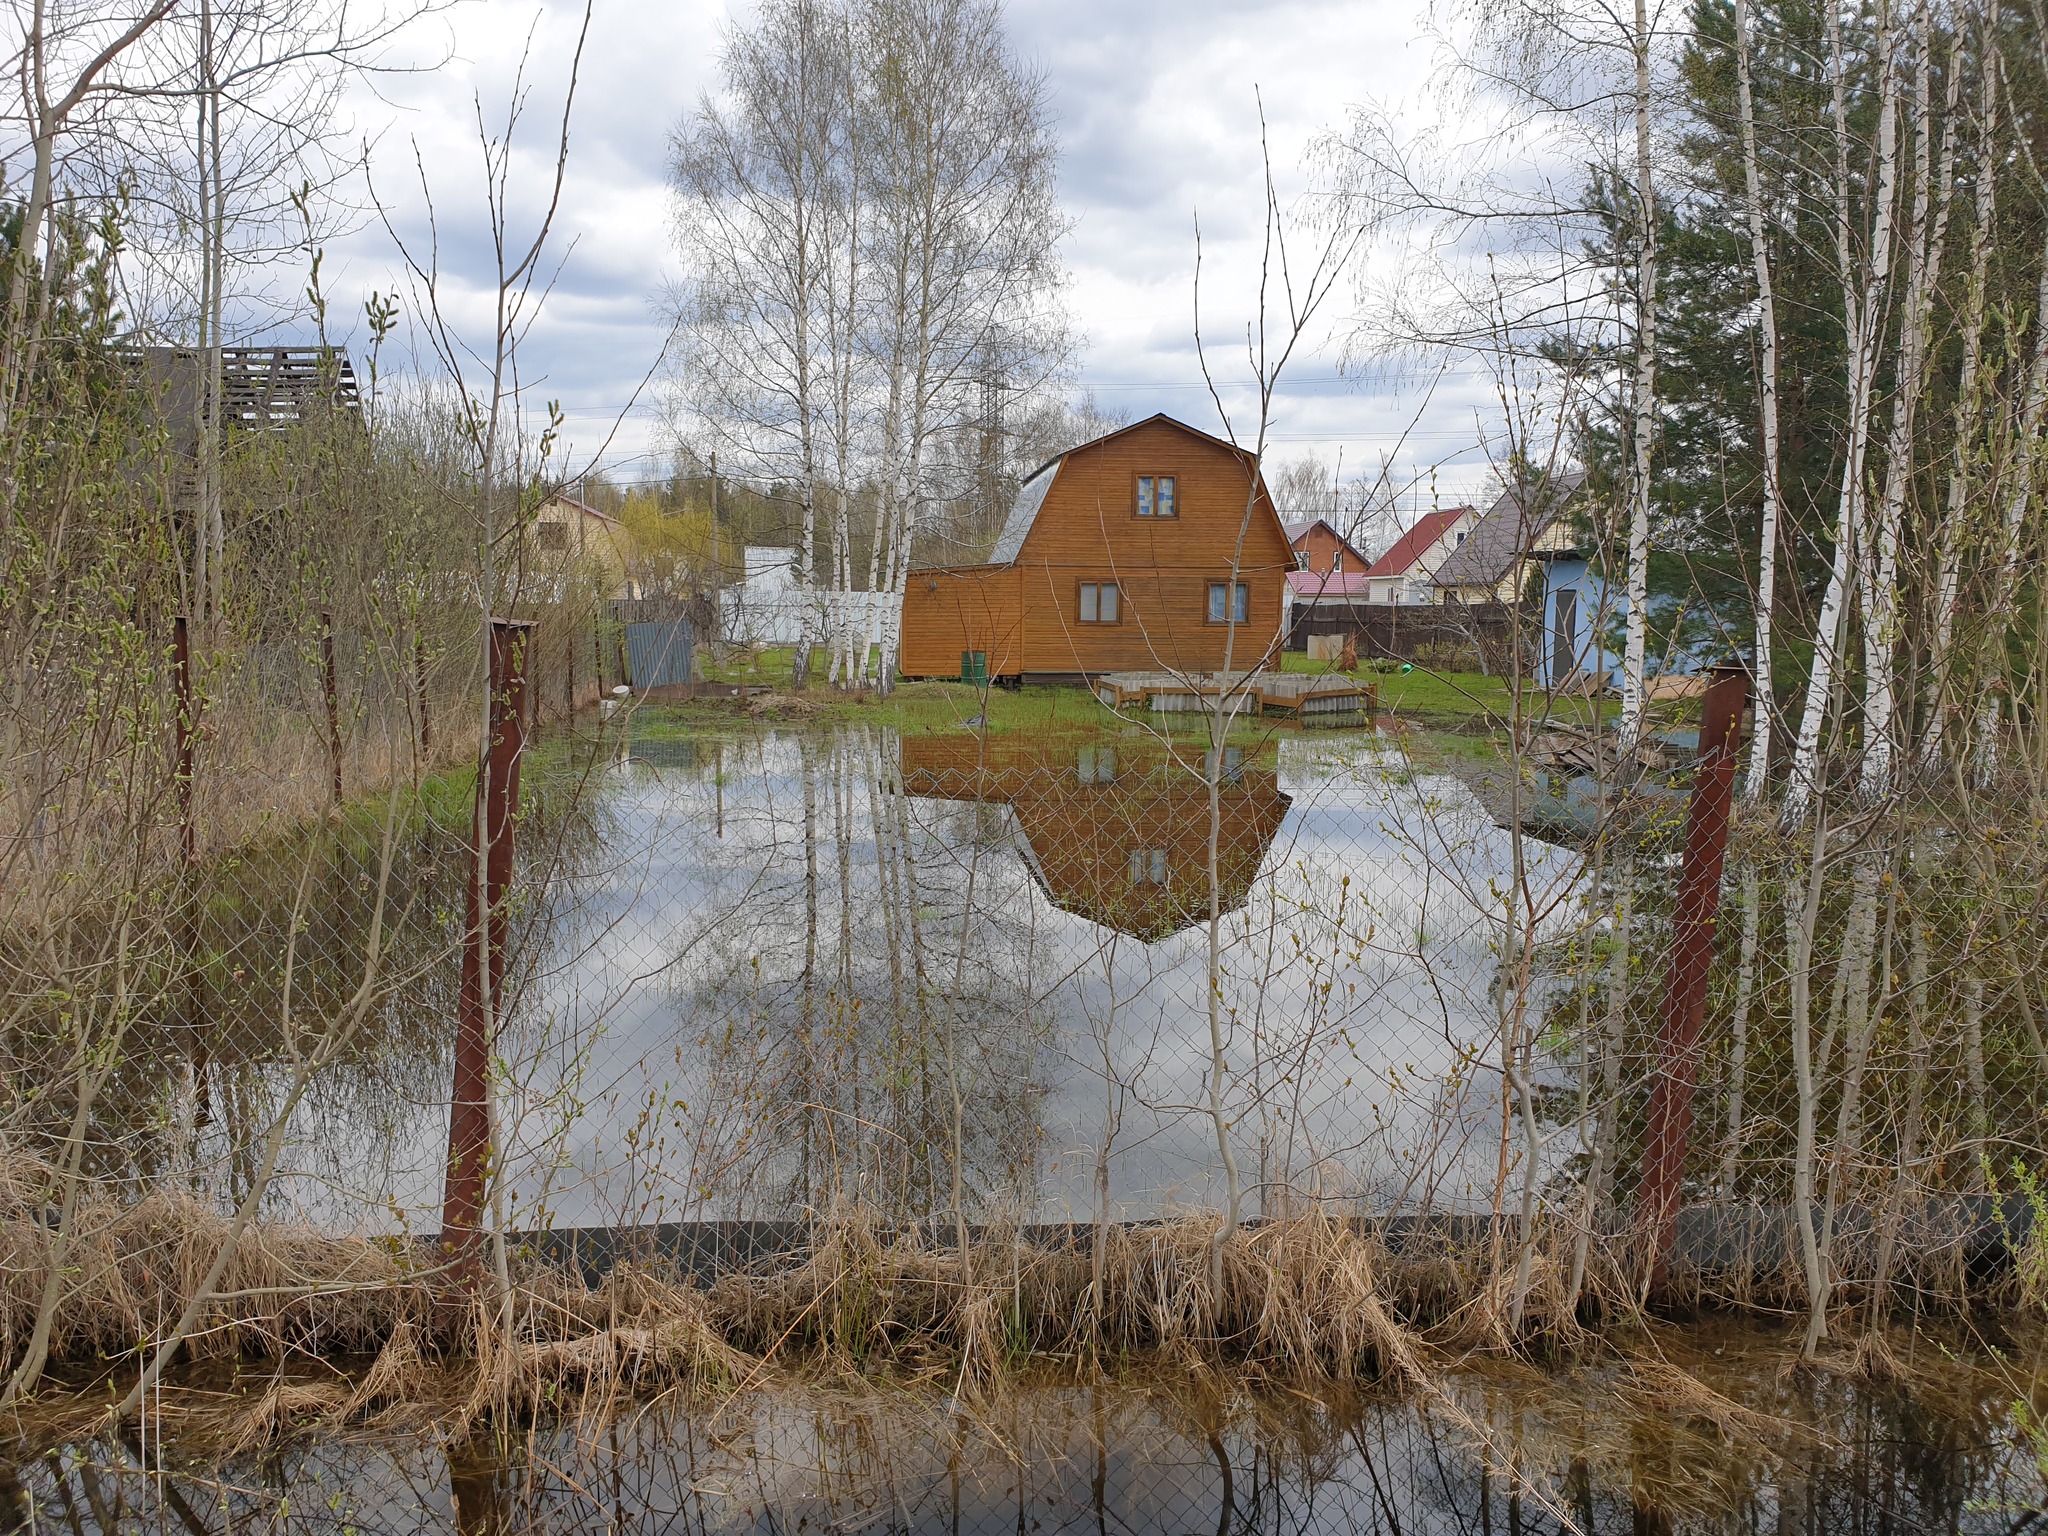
[1733,0,1784,800]
[1783,3,1899,823]
[1567,853,1633,1307]
[1919,10,1999,773]
[1719,859,1761,1192]
[1818,849,1886,1278]
[1784,832,1830,1356]
[1618,0,1658,744]
[1858,20,1954,802]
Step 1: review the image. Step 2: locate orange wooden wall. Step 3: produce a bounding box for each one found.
[899,418,1292,679]
[1292,522,1368,577]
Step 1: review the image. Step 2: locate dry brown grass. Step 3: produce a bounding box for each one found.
[0,1178,2025,1461]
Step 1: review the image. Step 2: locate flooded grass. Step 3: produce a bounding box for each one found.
[6,1314,2044,1533]
[7,709,2047,1528]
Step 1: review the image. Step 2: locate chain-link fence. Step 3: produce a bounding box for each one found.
[9,574,2048,1520]
[5,345,2048,1500]
[15,627,2047,1291]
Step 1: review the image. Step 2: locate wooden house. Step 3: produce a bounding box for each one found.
[1282,516,1372,579]
[529,493,636,599]
[899,415,1293,683]
[899,734,1291,942]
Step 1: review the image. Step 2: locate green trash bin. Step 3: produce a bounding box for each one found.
[960,650,989,686]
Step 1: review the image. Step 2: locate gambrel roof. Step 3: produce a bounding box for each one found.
[986,413,1274,566]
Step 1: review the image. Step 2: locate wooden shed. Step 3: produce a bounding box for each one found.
[900,414,1293,683]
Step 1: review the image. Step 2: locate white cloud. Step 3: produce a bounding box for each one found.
[322,0,1510,508]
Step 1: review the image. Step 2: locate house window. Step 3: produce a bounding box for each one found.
[1078,746,1117,785]
[1295,551,1310,571]
[1207,581,1250,624]
[1128,848,1168,885]
[1078,582,1121,623]
[537,521,568,550]
[1136,475,1177,517]
[1456,531,1467,547]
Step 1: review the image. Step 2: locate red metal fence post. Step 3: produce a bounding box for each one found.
[321,611,344,809]
[441,618,535,1278]
[1636,664,1751,1292]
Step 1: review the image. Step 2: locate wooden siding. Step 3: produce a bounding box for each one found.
[898,734,1290,940]
[899,563,1024,679]
[1290,521,1369,576]
[900,416,1294,679]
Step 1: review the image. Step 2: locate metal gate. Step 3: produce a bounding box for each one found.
[625,621,693,691]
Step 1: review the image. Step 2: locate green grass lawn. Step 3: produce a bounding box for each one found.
[675,643,1616,741]
[1276,651,1621,729]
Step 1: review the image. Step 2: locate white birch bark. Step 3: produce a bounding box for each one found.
[1782,2,1899,823]
[1734,0,1784,801]
[1857,21,1954,801]
[1618,0,1658,744]
[1784,835,1830,1355]
[1918,17,1999,774]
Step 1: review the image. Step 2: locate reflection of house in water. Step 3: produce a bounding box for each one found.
[900,735,1292,942]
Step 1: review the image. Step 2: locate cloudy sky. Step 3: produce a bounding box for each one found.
[330,0,1512,511]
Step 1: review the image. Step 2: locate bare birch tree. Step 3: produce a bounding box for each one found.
[1732,0,1784,800]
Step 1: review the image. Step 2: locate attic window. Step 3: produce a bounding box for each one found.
[1136,475,1176,517]
[1295,551,1310,570]
[537,522,568,550]
[1332,550,1343,573]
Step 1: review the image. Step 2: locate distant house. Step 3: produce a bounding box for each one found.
[529,493,635,598]
[124,344,363,513]
[1358,505,1479,605]
[899,414,1293,683]
[722,545,889,651]
[1281,516,1379,643]
[1530,545,1629,691]
[1430,472,1585,606]
[1283,516,1373,579]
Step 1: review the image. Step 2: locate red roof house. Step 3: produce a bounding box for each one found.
[1357,505,1478,605]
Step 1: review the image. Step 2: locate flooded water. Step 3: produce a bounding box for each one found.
[19,1326,2045,1533]
[189,716,1582,1234]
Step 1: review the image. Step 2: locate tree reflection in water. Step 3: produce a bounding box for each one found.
[13,1328,2040,1535]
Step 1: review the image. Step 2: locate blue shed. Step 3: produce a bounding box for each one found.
[1533,552,1721,692]
[1534,554,1624,691]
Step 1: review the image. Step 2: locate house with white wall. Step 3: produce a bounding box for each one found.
[1358,505,1479,604]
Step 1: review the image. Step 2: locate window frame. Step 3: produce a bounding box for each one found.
[1077,580,1123,624]
[1134,473,1178,519]
[1205,580,1251,625]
